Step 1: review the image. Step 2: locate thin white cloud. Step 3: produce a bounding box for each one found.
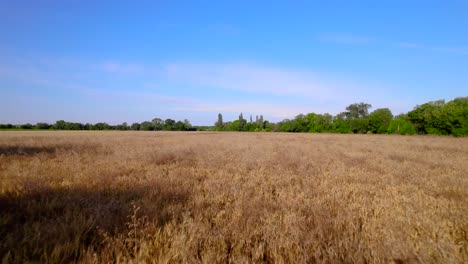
[174,101,324,119]
[318,32,374,45]
[397,42,422,49]
[78,87,322,121]
[0,55,413,123]
[95,62,148,74]
[164,62,368,102]
[81,88,197,105]
[396,42,468,55]
[316,33,468,56]
[430,47,468,55]
[17,58,388,110]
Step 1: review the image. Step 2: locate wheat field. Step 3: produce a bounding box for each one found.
[0,131,467,263]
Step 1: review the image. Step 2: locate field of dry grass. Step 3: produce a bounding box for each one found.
[0,131,467,263]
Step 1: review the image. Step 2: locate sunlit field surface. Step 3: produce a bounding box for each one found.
[0,131,467,263]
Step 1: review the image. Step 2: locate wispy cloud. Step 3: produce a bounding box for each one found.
[316,33,468,56]
[3,57,361,103]
[318,32,374,45]
[164,62,366,102]
[0,56,409,123]
[96,62,148,74]
[81,88,197,105]
[174,101,324,119]
[156,23,240,36]
[80,88,320,120]
[397,42,422,49]
[396,42,468,55]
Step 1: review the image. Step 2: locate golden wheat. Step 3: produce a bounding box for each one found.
[0,131,467,263]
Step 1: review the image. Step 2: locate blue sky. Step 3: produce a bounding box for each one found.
[1,0,467,125]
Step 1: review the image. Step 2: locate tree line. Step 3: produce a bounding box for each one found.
[0,118,196,131]
[214,97,467,136]
[1,97,466,136]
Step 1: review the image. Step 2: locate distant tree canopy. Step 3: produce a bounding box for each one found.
[407,98,468,136]
[0,117,196,132]
[1,97,466,136]
[369,108,393,134]
[215,113,224,131]
[213,97,467,136]
[387,119,416,135]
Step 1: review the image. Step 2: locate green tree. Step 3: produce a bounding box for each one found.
[35,123,51,129]
[67,122,83,130]
[215,113,224,131]
[227,120,239,131]
[332,113,351,133]
[369,108,393,134]
[306,113,324,133]
[263,120,272,132]
[131,123,140,130]
[222,121,231,131]
[84,123,93,130]
[259,115,264,130]
[293,114,308,132]
[345,102,372,119]
[20,123,33,129]
[238,113,246,131]
[115,122,129,130]
[174,121,185,131]
[407,98,468,135]
[349,118,369,134]
[152,118,164,131]
[183,119,193,131]
[343,103,372,133]
[122,122,129,130]
[387,119,416,135]
[277,118,305,133]
[94,123,110,130]
[0,124,14,129]
[54,120,67,130]
[164,119,176,131]
[279,120,294,132]
[322,113,333,132]
[407,100,447,134]
[140,122,153,131]
[444,97,468,136]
